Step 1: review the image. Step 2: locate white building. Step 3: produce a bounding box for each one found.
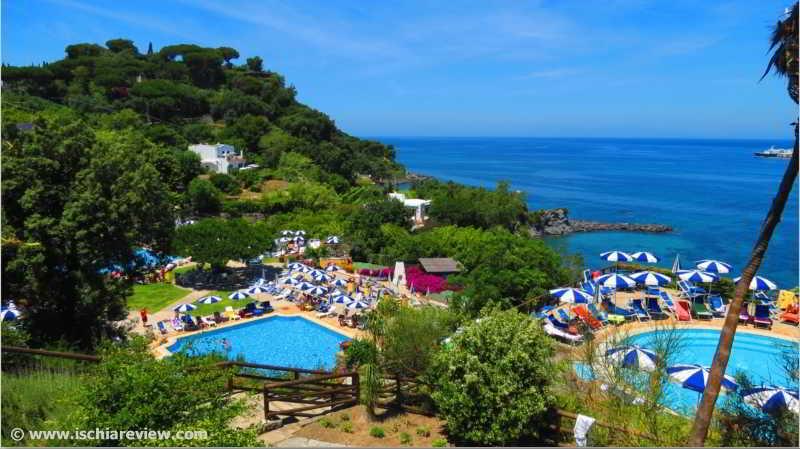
[388,192,431,225]
[188,143,247,174]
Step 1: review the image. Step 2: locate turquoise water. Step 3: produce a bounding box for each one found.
[167,316,350,370]
[577,329,798,414]
[385,137,798,289]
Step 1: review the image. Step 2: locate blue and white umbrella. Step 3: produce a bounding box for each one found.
[281,230,295,236]
[288,262,308,271]
[605,345,658,371]
[667,364,738,393]
[332,294,354,304]
[281,276,300,285]
[313,273,332,283]
[595,273,636,289]
[295,230,306,236]
[741,386,799,414]
[677,270,719,283]
[247,285,270,295]
[278,237,291,243]
[1,308,21,321]
[309,269,326,278]
[630,271,672,286]
[307,286,328,296]
[631,252,659,263]
[196,295,222,305]
[173,303,197,313]
[600,251,633,262]
[293,236,305,243]
[293,273,307,281]
[549,287,593,304]
[331,278,348,288]
[696,260,732,274]
[297,282,316,291]
[228,290,250,300]
[733,275,777,291]
[346,300,369,310]
[326,236,340,244]
[326,264,342,272]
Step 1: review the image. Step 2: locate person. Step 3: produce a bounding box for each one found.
[222,338,231,352]
[140,308,148,326]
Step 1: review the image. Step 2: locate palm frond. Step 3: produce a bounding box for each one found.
[761,2,799,103]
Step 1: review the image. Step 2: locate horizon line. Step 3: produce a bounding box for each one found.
[361,135,794,142]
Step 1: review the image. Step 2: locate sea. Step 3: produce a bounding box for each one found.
[379,137,799,289]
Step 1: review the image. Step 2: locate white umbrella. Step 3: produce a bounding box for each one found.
[733,275,777,291]
[280,276,300,285]
[330,278,348,288]
[741,386,799,414]
[677,270,718,283]
[332,294,354,304]
[631,252,659,263]
[595,273,636,289]
[600,251,633,262]
[630,271,672,286]
[667,364,738,393]
[281,230,294,236]
[307,285,328,296]
[326,264,342,272]
[605,345,658,371]
[313,273,332,283]
[696,260,732,274]
[1,308,21,321]
[347,300,369,310]
[173,303,197,313]
[295,230,306,236]
[247,285,270,295]
[229,291,250,300]
[549,287,593,304]
[326,236,340,244]
[196,295,222,305]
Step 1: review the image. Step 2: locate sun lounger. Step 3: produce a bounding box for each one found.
[685,281,707,295]
[691,298,713,320]
[646,286,661,297]
[658,291,676,314]
[224,307,241,321]
[588,304,609,325]
[677,281,700,299]
[547,314,571,331]
[544,322,583,345]
[157,321,169,335]
[604,301,636,320]
[675,300,692,321]
[201,316,217,327]
[213,311,228,323]
[558,309,572,323]
[573,306,604,331]
[752,304,773,329]
[708,295,726,317]
[181,315,199,331]
[581,281,596,296]
[778,290,799,310]
[245,302,264,316]
[780,304,799,325]
[258,301,274,313]
[630,299,651,321]
[739,304,751,324]
[646,297,668,320]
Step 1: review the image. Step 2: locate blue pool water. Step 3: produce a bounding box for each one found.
[577,329,798,415]
[384,137,799,289]
[167,316,350,370]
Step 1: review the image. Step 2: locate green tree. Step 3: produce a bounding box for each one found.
[173,218,270,270]
[209,173,242,195]
[430,309,557,445]
[187,178,222,215]
[689,4,799,445]
[2,116,174,348]
[70,336,258,446]
[346,199,409,262]
[246,56,263,72]
[105,38,138,54]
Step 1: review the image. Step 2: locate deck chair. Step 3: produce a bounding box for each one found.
[224,306,241,321]
[646,286,661,297]
[675,300,692,321]
[646,297,668,320]
[677,281,700,299]
[573,305,604,331]
[752,304,773,329]
[170,317,184,332]
[708,295,726,317]
[739,303,752,324]
[780,304,799,326]
[558,309,572,323]
[543,322,583,345]
[658,291,676,314]
[157,320,169,335]
[603,301,636,320]
[630,299,651,321]
[547,314,571,331]
[588,303,609,325]
[201,316,217,327]
[691,298,713,320]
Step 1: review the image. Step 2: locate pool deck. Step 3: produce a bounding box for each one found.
[148,297,364,359]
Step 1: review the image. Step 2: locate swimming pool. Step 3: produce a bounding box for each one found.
[167,315,350,371]
[576,328,798,414]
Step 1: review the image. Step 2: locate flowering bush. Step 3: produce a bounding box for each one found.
[406,265,449,293]
[358,267,391,278]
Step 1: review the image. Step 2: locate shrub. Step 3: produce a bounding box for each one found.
[430,308,557,445]
[406,265,449,294]
[369,426,386,438]
[416,425,431,437]
[339,421,354,433]
[399,432,412,445]
[339,413,350,422]
[431,438,448,447]
[319,417,334,428]
[344,338,378,368]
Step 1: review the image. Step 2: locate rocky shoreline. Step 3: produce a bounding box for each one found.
[529,208,673,236]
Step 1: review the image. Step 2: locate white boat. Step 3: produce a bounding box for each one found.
[754,146,792,158]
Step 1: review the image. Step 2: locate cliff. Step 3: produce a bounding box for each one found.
[528,208,672,236]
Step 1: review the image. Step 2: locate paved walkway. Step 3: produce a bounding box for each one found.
[274,437,347,447]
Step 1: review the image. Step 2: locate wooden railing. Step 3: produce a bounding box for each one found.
[263,371,359,420]
[375,374,436,416]
[548,408,658,443]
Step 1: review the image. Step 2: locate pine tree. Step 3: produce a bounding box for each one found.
[147,42,153,55]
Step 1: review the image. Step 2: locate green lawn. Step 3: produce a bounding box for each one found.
[353,262,386,270]
[128,283,191,311]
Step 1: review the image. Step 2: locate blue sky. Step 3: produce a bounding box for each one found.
[2,0,796,138]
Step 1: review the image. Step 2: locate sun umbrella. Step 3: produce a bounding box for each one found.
[326,264,342,272]
[347,300,369,310]
[595,273,636,289]
[326,236,340,244]
[281,276,300,285]
[600,251,633,262]
[313,273,332,283]
[677,270,719,283]
[631,252,659,263]
[281,230,294,236]
[630,271,672,286]
[295,230,306,236]
[332,294,354,304]
[605,345,658,371]
[331,278,348,288]
[741,386,799,414]
[733,275,777,291]
[247,285,270,295]
[173,303,197,313]
[228,291,250,300]
[666,364,738,393]
[549,287,593,304]
[297,281,316,291]
[309,269,326,278]
[196,295,222,305]
[293,236,305,243]
[288,262,307,271]
[307,285,328,296]
[696,260,732,274]
[671,254,682,273]
[1,308,21,321]
[278,237,291,243]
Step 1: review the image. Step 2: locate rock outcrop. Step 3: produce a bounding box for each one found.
[529,208,672,236]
